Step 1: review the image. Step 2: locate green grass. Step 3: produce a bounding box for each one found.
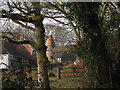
[50,77,86,88]
[60,77,83,81]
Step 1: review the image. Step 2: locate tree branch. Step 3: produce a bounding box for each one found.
[13,20,35,31]
[44,15,65,18]
[48,2,67,15]
[45,16,69,25]
[2,10,35,23]
[12,1,29,15]
[48,2,80,40]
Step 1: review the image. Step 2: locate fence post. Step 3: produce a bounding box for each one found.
[57,67,61,79]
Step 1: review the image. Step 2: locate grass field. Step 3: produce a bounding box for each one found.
[50,77,90,88]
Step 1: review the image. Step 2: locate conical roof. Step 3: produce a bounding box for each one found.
[45,35,55,50]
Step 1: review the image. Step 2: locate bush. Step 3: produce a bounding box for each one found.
[2,70,36,89]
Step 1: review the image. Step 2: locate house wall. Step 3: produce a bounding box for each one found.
[46,50,53,61]
[0,54,13,69]
[0,54,9,69]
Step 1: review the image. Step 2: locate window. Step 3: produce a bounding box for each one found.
[58,58,62,62]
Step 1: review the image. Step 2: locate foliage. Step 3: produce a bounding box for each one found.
[70,38,93,60]
[62,2,120,88]
[2,58,36,89]
[2,78,35,89]
[2,70,36,89]
[48,62,63,70]
[63,64,77,69]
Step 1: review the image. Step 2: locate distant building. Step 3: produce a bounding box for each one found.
[45,35,76,64]
[0,42,36,69]
[0,32,77,69]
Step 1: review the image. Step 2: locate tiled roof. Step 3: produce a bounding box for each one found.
[2,42,33,59]
[53,45,76,61]
[53,46,68,52]
[61,52,76,61]
[23,44,33,55]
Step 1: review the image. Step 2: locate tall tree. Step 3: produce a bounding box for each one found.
[1,2,50,89]
[49,2,120,87]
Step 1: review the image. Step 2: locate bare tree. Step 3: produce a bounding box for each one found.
[1,2,50,89]
[45,23,76,45]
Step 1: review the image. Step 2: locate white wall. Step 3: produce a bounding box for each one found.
[0,54,13,69]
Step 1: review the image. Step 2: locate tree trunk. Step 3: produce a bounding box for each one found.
[88,10,112,87]
[35,19,50,89]
[91,35,112,87]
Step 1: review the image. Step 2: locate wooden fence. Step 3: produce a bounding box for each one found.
[49,67,85,79]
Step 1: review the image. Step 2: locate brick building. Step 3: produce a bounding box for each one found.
[45,35,76,64]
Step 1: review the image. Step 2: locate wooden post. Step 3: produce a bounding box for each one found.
[57,67,61,79]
